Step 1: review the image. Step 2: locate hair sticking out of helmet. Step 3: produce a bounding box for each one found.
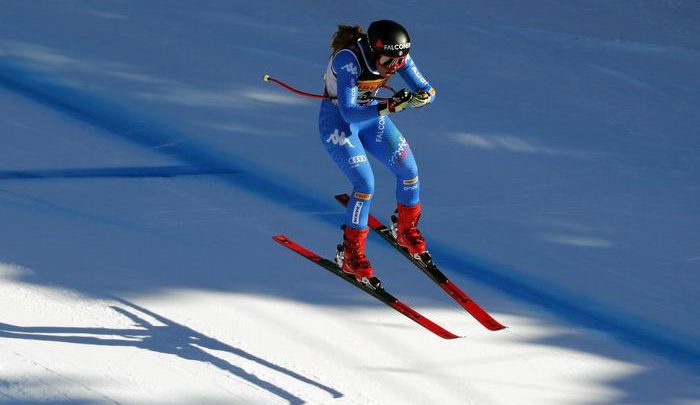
[367,20,411,57]
[331,25,364,54]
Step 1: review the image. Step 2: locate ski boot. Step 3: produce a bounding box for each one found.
[391,203,428,259]
[335,226,381,289]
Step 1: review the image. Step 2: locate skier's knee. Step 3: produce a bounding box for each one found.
[353,176,374,202]
[392,155,418,179]
[401,175,419,190]
[353,180,374,200]
[354,171,375,194]
[398,166,419,186]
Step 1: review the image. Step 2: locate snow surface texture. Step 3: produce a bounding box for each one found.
[1,1,699,404]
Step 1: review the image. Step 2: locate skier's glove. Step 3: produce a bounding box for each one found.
[378,89,412,116]
[410,89,433,108]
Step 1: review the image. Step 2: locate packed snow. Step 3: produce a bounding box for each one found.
[1,1,699,404]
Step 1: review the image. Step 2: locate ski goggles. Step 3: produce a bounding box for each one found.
[378,54,407,71]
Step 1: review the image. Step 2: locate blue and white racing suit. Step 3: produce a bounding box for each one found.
[319,42,435,230]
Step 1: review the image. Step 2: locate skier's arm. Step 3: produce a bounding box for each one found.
[333,50,380,123]
[397,55,437,106]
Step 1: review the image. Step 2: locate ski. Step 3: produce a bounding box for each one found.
[335,194,505,331]
[272,235,460,340]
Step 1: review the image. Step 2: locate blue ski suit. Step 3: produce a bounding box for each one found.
[319,39,435,230]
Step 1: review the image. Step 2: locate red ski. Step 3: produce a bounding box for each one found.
[273,235,460,340]
[335,194,505,331]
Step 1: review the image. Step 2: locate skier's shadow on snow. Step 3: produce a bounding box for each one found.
[0,297,342,404]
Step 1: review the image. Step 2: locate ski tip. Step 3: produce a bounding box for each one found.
[433,328,462,339]
[483,319,507,331]
[443,333,464,340]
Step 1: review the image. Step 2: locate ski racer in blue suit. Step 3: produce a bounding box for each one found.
[319,20,436,282]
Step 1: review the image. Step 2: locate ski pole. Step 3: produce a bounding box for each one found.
[262,74,328,99]
[262,74,391,101]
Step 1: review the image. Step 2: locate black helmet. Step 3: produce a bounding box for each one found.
[367,20,411,57]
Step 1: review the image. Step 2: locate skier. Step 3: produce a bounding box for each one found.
[320,20,436,282]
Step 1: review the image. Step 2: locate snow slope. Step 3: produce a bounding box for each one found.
[1,1,699,404]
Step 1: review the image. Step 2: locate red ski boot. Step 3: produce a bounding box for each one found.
[392,203,427,255]
[335,226,375,280]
